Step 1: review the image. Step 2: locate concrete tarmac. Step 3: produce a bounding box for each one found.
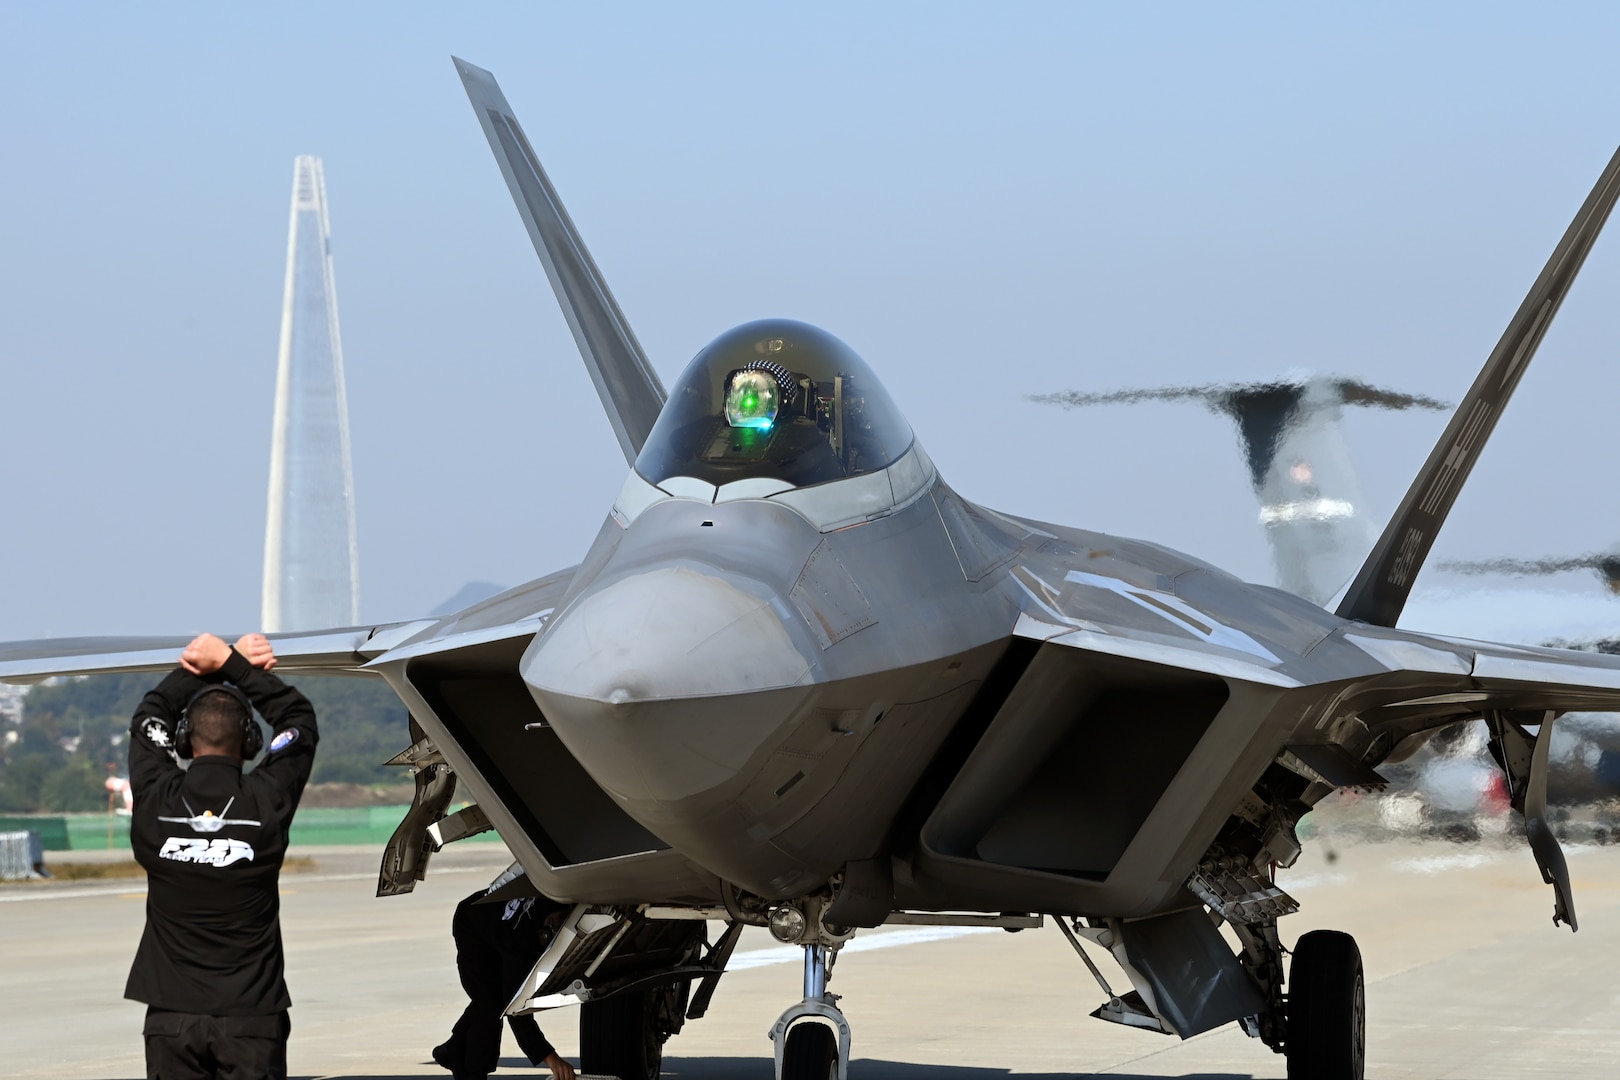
[3,835,1617,1079]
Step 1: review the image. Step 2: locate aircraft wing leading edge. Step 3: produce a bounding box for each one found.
[1337,143,1620,628]
[0,622,429,685]
[454,57,667,466]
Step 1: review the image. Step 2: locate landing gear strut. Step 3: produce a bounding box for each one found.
[769,942,851,1080]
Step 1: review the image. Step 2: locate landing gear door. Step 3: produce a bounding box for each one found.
[507,906,627,1013]
[506,906,709,1014]
[1487,709,1578,930]
[377,719,458,897]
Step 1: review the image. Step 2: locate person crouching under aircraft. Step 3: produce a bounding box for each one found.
[124,632,318,1080]
[434,874,576,1080]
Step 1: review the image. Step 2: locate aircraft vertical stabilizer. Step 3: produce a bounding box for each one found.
[263,156,360,633]
[454,57,667,465]
[1336,145,1620,627]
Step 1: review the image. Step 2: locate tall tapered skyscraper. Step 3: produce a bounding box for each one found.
[262,156,359,631]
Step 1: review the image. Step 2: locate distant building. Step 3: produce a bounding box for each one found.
[262,156,360,631]
[0,683,25,725]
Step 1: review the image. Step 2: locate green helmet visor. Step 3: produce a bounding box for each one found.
[724,369,782,430]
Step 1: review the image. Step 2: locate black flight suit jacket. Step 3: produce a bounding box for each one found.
[124,650,318,1016]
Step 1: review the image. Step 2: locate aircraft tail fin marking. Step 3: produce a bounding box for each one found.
[454,58,666,465]
[1336,144,1620,627]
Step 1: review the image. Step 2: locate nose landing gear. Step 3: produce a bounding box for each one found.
[769,942,851,1080]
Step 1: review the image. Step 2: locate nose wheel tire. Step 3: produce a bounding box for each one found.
[580,988,662,1080]
[1286,929,1365,1080]
[782,1022,839,1080]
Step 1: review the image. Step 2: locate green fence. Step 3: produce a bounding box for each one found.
[0,807,500,852]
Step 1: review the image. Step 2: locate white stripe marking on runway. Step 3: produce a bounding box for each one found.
[0,865,496,902]
[728,925,999,970]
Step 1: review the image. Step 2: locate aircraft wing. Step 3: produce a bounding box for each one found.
[1390,631,1620,715]
[0,566,587,687]
[0,621,433,685]
[1007,552,1620,718]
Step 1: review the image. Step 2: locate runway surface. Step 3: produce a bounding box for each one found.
[3,834,1617,1079]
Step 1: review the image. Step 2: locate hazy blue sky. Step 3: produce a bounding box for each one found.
[5,3,1620,642]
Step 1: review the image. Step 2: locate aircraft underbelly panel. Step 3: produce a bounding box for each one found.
[764,677,990,890]
[535,642,1009,899]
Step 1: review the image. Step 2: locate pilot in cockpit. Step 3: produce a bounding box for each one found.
[707,359,855,480]
[632,320,913,494]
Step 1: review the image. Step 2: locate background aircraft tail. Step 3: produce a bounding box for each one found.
[1031,378,1446,606]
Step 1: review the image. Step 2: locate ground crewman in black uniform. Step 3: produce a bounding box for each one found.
[125,631,317,1080]
[433,873,576,1080]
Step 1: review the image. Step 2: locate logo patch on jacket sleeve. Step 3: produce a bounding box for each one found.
[142,719,172,748]
[269,728,299,753]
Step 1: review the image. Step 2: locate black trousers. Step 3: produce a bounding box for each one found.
[143,1008,289,1080]
[435,893,554,1079]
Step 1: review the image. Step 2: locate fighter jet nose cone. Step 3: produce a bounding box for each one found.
[521,565,819,809]
[523,565,813,704]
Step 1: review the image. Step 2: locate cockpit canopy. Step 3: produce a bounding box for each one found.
[634,319,913,489]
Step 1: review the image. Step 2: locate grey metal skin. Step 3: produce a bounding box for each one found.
[447,405,1612,919]
[6,60,1620,1051]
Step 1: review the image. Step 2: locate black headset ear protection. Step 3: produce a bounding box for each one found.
[176,684,262,759]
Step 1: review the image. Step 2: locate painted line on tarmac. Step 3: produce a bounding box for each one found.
[0,865,498,903]
[1394,850,1505,874]
[1362,841,1603,878]
[728,925,999,970]
[0,883,152,902]
[1280,870,1350,889]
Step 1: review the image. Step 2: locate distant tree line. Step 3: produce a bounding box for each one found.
[0,672,411,813]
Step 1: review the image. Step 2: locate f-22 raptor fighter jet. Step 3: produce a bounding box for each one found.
[5,60,1620,1080]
